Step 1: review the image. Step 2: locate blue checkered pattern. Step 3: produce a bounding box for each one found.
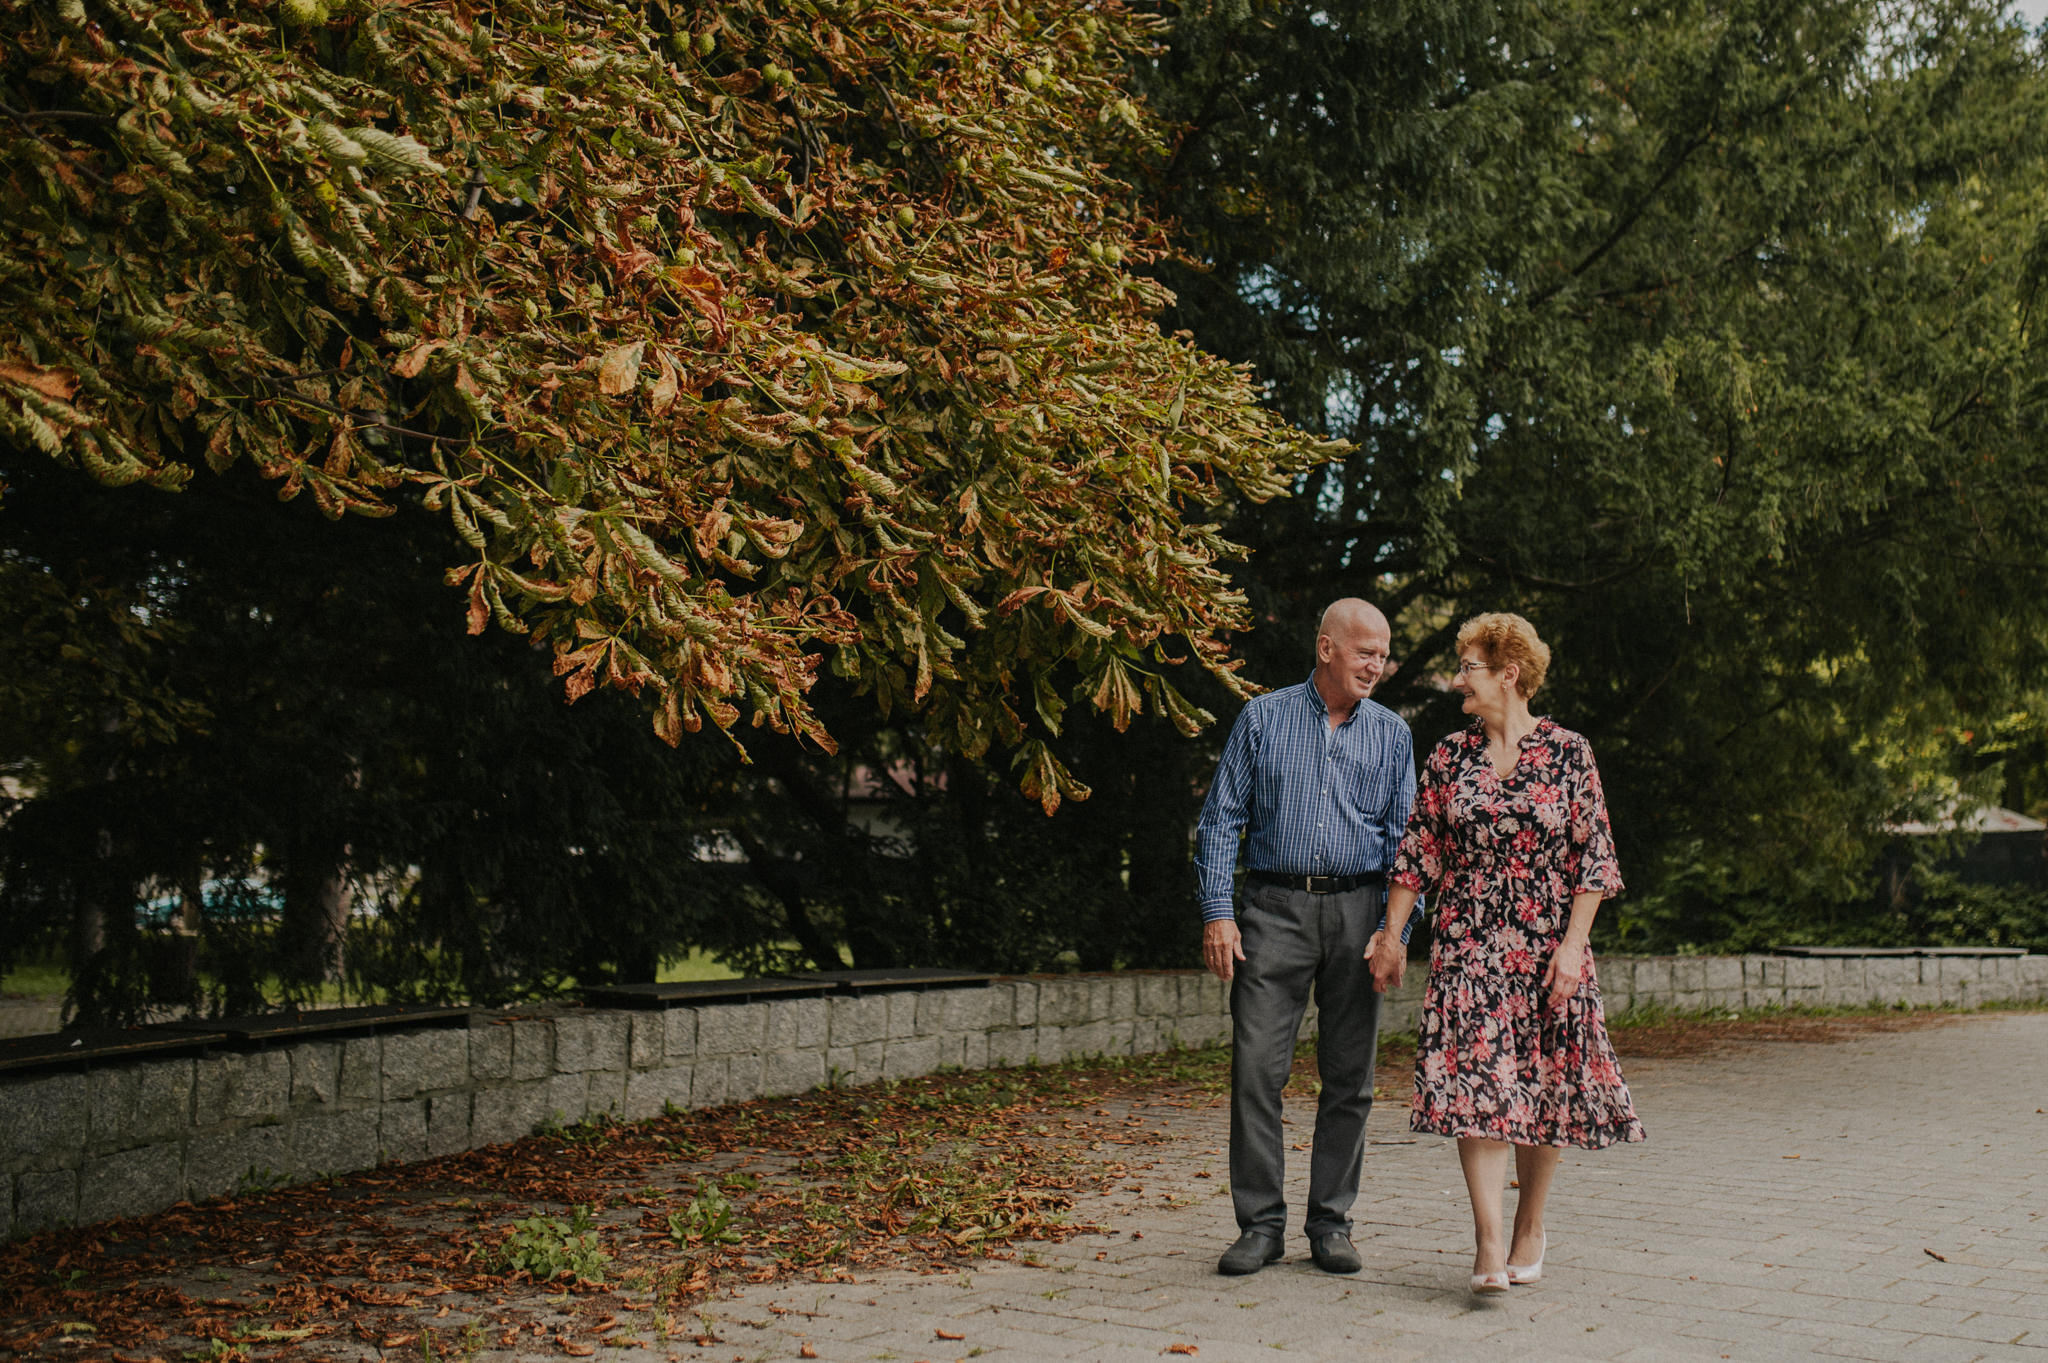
[1194,678,1417,923]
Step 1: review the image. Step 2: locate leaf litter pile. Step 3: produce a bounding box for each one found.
[0,1043,1275,1363]
[0,1003,1999,1362]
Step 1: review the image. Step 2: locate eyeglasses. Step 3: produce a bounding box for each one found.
[1454,660,1499,676]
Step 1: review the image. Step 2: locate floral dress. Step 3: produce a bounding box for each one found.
[1391,718,1645,1149]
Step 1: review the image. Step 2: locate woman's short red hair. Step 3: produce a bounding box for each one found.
[1456,612,1551,700]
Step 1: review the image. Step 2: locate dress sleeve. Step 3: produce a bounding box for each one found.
[1390,739,1454,892]
[1566,735,1624,898]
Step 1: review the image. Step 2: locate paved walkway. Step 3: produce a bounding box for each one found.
[655,1013,2048,1363]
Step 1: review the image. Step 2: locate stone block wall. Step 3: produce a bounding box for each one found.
[4,953,2043,1237]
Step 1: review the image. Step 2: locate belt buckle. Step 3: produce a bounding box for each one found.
[1305,874,1339,894]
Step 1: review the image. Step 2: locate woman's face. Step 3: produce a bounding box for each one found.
[1452,650,1514,714]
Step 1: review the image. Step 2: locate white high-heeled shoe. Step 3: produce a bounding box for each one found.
[1506,1232,1547,1285]
[1470,1269,1510,1296]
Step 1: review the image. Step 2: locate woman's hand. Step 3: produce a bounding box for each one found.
[1543,936,1588,1009]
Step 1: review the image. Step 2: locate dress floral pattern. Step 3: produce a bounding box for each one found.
[1391,718,1645,1149]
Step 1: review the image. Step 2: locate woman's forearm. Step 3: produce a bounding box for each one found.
[1562,889,1602,946]
[1385,884,1421,938]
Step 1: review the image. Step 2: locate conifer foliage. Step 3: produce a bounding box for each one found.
[0,0,1328,806]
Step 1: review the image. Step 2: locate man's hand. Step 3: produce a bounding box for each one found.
[1202,919,1245,983]
[1365,929,1406,994]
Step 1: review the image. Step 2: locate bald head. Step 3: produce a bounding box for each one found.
[1318,598,1388,643]
[1312,597,1393,720]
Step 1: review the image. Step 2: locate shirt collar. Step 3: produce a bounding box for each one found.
[1303,675,1361,728]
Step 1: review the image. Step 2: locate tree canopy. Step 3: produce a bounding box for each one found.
[1,0,1331,804]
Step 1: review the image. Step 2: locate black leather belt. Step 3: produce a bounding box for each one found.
[1252,871,1384,894]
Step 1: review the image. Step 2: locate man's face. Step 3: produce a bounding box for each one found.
[1316,617,1392,705]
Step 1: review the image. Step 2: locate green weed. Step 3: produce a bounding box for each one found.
[483,1206,611,1283]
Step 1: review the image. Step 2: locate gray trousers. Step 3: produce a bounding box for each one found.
[1229,878,1384,1241]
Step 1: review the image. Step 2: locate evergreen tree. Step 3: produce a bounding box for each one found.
[1132,0,2048,946]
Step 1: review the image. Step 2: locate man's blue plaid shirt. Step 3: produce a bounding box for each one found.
[1194,676,1418,924]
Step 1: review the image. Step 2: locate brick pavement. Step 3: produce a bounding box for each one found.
[639,1012,2048,1363]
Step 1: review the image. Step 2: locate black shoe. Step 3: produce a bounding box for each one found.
[1218,1230,1284,1275]
[1309,1231,1362,1274]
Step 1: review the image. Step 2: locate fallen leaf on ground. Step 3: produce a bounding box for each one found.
[936,1328,964,1340]
[1924,1248,1948,1262]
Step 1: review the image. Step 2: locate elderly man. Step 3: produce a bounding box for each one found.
[1195,598,1416,1276]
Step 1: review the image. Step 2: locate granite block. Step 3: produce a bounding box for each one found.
[827,995,888,1047]
[916,987,990,1036]
[688,1057,729,1108]
[186,1125,291,1201]
[469,1023,514,1082]
[620,1066,692,1120]
[1036,978,1094,1027]
[426,1092,472,1156]
[79,1144,180,1224]
[470,1082,550,1146]
[379,1100,428,1165]
[553,1012,630,1073]
[882,1035,943,1081]
[697,1003,767,1056]
[628,1014,664,1070]
[663,1009,698,1059]
[762,1049,826,1098]
[544,1071,590,1125]
[767,997,827,1051]
[339,1036,381,1102]
[288,1041,340,1108]
[294,1108,380,1176]
[586,1070,626,1116]
[886,992,919,1040]
[983,1031,1040,1072]
[1136,974,1179,1017]
[14,1168,78,1231]
[194,1051,291,1123]
[723,1054,764,1103]
[511,1018,554,1080]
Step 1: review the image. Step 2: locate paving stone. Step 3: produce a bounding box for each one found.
[650,1010,2048,1363]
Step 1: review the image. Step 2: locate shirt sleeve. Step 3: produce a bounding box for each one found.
[1193,704,1260,923]
[1391,740,1452,893]
[1380,721,1417,874]
[1566,735,1624,897]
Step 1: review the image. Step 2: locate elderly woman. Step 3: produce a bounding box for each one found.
[1368,612,1643,1295]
